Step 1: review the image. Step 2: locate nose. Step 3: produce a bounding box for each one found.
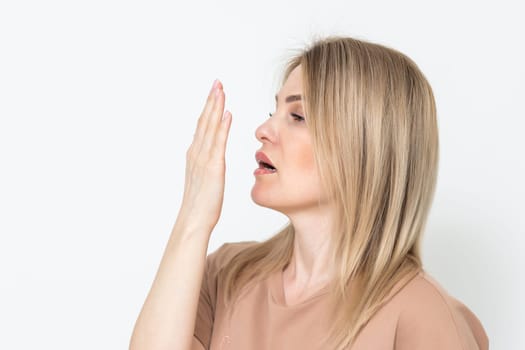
[255,115,276,144]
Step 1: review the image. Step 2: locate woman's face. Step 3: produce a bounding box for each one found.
[251,65,325,215]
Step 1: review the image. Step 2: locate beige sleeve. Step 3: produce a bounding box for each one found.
[394,280,489,350]
[192,240,261,349]
[192,243,225,349]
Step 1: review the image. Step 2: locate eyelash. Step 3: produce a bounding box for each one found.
[268,112,305,122]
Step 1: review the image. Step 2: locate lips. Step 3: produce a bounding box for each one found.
[255,151,277,170]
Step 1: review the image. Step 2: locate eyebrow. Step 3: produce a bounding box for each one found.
[275,94,302,104]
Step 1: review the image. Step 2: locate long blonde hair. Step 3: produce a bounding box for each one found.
[220,35,439,349]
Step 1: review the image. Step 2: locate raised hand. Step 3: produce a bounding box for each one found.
[177,79,233,234]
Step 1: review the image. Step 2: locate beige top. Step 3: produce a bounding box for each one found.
[193,241,489,350]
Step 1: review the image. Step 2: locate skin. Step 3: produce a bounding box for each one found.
[251,65,337,304]
[130,80,232,350]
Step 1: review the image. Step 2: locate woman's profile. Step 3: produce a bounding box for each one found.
[129,35,489,350]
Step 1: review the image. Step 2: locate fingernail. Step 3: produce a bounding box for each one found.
[210,79,219,93]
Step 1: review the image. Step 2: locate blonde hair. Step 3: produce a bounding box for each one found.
[220,35,439,349]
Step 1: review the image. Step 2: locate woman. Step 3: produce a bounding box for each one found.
[129,36,489,350]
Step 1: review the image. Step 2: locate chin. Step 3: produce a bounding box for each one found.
[250,186,281,209]
[250,186,270,206]
[250,188,298,215]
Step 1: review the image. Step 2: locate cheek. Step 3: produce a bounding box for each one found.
[285,142,322,199]
[289,140,317,173]
[297,149,316,170]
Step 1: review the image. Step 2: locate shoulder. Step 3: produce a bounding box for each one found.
[392,270,489,350]
[206,240,259,273]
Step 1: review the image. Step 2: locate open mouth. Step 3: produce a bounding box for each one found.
[255,151,277,173]
[259,161,277,171]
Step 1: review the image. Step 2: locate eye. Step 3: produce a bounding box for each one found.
[268,112,305,122]
[291,113,305,122]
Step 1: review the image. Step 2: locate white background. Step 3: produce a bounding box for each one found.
[1,0,523,349]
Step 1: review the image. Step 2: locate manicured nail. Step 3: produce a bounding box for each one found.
[210,79,219,94]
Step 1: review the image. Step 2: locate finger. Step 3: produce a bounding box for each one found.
[194,80,219,139]
[206,85,226,136]
[211,110,232,161]
[201,87,225,156]
[190,80,220,157]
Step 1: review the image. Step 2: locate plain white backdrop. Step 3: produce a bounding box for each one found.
[0,0,523,349]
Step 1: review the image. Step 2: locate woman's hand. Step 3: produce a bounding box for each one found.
[176,79,232,234]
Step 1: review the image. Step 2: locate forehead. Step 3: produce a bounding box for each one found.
[283,65,302,90]
[276,65,303,101]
